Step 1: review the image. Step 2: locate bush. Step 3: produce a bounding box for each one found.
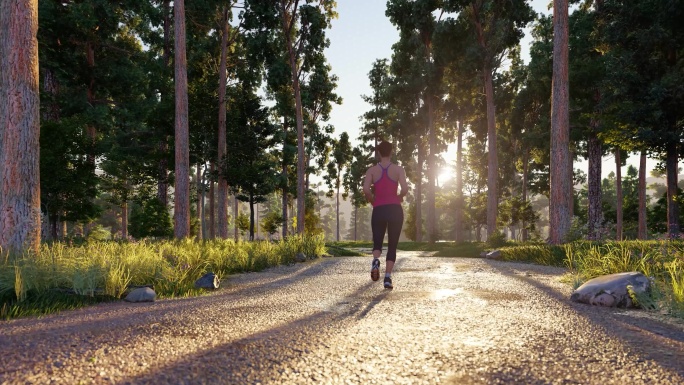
[129,198,173,239]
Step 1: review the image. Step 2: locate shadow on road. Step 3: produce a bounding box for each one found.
[482,259,684,378]
[114,258,406,384]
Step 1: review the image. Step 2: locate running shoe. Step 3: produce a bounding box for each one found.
[370,258,380,281]
[384,276,393,289]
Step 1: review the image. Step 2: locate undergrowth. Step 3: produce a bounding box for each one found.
[0,234,325,320]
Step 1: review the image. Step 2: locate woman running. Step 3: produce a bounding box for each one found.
[363,140,409,289]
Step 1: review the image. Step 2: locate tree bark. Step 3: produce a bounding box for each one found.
[209,162,215,239]
[281,118,289,240]
[121,201,128,239]
[666,141,680,239]
[521,150,529,242]
[587,130,602,240]
[249,194,255,241]
[157,0,171,207]
[637,151,647,239]
[455,120,464,243]
[234,195,239,241]
[173,0,190,238]
[615,149,623,240]
[483,67,498,239]
[426,96,436,243]
[354,205,358,241]
[279,2,306,235]
[196,163,202,239]
[217,7,229,239]
[415,142,424,242]
[0,0,41,255]
[336,182,341,241]
[549,0,571,245]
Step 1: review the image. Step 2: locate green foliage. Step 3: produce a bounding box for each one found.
[498,244,567,266]
[129,198,173,239]
[0,235,326,319]
[236,213,250,237]
[261,211,284,238]
[486,231,509,249]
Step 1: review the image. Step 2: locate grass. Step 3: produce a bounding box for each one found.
[0,234,326,320]
[332,239,684,317]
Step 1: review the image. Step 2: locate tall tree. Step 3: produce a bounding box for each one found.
[217,6,230,239]
[174,0,190,238]
[324,132,352,241]
[0,0,41,254]
[244,0,337,235]
[444,0,534,239]
[549,0,571,244]
[603,0,684,239]
[223,89,279,241]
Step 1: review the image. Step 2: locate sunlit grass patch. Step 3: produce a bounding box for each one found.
[0,234,326,320]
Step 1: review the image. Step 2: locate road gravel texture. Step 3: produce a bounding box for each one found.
[1,251,684,384]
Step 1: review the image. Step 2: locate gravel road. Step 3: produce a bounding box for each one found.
[1,252,684,384]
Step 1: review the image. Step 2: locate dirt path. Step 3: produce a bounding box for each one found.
[1,252,683,384]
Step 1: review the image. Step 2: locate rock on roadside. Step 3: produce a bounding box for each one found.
[570,272,651,308]
[484,250,501,260]
[124,287,156,303]
[195,272,220,290]
[295,252,307,262]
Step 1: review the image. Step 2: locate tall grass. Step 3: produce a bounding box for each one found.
[498,240,684,315]
[0,234,326,319]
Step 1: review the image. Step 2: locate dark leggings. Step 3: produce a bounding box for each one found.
[372,204,404,262]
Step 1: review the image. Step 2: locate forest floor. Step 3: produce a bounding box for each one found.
[1,251,683,384]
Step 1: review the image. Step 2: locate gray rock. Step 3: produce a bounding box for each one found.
[124,287,156,303]
[485,250,501,260]
[570,272,651,308]
[195,272,220,290]
[480,252,487,258]
[295,252,307,262]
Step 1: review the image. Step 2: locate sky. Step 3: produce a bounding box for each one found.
[321,0,658,182]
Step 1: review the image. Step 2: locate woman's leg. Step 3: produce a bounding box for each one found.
[385,205,404,275]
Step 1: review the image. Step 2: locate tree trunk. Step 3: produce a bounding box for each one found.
[157,0,171,207]
[50,214,58,241]
[415,142,424,242]
[234,195,239,241]
[121,201,128,239]
[455,121,464,243]
[615,149,623,240]
[60,216,67,239]
[0,0,41,255]
[483,67,498,238]
[666,141,680,239]
[426,96,436,243]
[209,162,215,239]
[217,7,229,239]
[521,150,529,242]
[196,163,203,240]
[279,3,306,235]
[336,182,341,241]
[549,0,571,245]
[249,194,255,241]
[281,118,289,240]
[354,205,358,241]
[173,0,190,238]
[587,130,602,240]
[85,41,97,169]
[638,151,647,239]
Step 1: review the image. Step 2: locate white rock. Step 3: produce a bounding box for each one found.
[570,272,650,308]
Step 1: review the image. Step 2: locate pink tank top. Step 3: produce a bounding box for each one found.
[373,163,401,207]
